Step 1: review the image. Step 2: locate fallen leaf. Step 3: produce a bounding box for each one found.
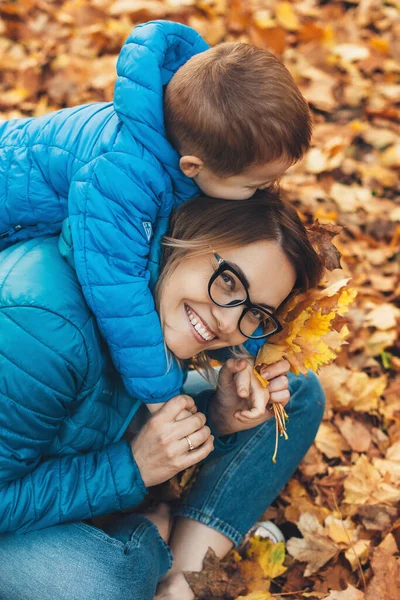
[184,548,246,599]
[308,220,343,270]
[344,539,370,571]
[380,144,400,168]
[315,422,351,459]
[237,559,270,595]
[365,548,400,600]
[365,303,400,330]
[313,562,356,595]
[324,585,365,600]
[343,455,400,505]
[332,44,370,62]
[235,592,273,600]
[287,513,339,577]
[334,415,372,453]
[275,2,299,31]
[357,504,399,532]
[249,539,287,580]
[325,515,357,545]
[378,532,398,555]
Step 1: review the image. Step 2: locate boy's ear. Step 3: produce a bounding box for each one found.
[179,156,204,178]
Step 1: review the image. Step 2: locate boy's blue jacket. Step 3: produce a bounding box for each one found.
[0,21,209,403]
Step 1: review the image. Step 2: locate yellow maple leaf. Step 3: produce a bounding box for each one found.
[247,537,287,579]
[256,272,356,377]
[337,288,358,316]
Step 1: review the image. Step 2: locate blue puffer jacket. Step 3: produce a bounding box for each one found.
[0,236,236,534]
[0,20,209,405]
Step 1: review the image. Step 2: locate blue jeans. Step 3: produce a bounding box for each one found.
[0,373,324,600]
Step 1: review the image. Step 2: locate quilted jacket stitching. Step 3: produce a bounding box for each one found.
[88,154,164,208]
[76,248,147,272]
[0,350,74,400]
[1,308,87,384]
[0,239,43,294]
[83,454,94,517]
[1,422,56,443]
[0,143,89,166]
[81,161,96,312]
[26,145,34,218]
[0,305,91,396]
[0,389,59,419]
[105,448,122,510]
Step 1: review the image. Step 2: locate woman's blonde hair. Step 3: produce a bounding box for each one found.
[156,190,323,373]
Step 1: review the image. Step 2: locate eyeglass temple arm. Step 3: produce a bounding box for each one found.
[212,251,224,265]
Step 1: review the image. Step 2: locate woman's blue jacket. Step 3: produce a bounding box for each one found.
[0,20,210,404]
[0,236,236,534]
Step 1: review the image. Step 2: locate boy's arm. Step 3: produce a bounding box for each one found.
[69,152,184,404]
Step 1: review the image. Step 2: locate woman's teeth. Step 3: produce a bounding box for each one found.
[185,306,215,342]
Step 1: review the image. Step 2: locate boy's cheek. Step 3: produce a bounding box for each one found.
[197,180,254,200]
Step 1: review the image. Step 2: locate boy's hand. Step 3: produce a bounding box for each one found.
[233,358,290,422]
[146,400,197,421]
[209,358,290,436]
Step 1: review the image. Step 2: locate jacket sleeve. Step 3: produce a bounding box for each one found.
[68,152,184,404]
[0,307,147,534]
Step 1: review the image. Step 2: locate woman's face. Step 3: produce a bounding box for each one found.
[160,240,297,359]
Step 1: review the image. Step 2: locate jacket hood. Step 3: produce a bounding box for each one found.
[113,20,209,204]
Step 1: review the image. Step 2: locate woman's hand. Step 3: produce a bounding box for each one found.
[209,358,290,436]
[131,395,214,488]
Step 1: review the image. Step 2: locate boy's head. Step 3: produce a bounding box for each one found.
[165,42,312,200]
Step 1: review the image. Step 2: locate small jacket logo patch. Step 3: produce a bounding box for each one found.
[142,221,152,241]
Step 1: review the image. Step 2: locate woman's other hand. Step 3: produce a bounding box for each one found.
[131,395,214,488]
[210,358,290,436]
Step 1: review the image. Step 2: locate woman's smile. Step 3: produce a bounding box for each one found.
[184,303,217,344]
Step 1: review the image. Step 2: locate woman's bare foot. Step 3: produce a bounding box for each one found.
[155,572,195,600]
[143,503,172,544]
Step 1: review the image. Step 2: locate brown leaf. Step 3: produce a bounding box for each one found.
[358,504,399,532]
[308,221,343,271]
[298,445,328,479]
[344,455,400,506]
[365,548,400,600]
[313,562,356,595]
[238,558,270,594]
[324,585,365,600]
[315,422,351,459]
[334,415,372,453]
[286,513,340,577]
[184,548,246,600]
[378,533,398,555]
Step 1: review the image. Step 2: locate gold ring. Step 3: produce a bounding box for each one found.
[185,435,194,451]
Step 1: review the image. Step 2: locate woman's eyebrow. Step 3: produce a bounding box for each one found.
[228,260,276,311]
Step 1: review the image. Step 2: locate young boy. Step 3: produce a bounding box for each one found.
[0,20,311,408]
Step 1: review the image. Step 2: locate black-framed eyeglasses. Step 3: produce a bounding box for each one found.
[208,253,283,340]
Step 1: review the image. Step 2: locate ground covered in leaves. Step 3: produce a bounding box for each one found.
[1,1,399,598]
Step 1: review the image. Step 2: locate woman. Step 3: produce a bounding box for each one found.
[0,192,325,600]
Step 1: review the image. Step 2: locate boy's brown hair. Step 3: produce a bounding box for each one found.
[165,42,312,176]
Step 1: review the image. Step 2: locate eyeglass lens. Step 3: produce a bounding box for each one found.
[209,270,277,338]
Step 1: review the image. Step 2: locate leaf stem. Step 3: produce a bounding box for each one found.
[271,403,289,463]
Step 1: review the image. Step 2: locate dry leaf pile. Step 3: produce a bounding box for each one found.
[1,1,399,598]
